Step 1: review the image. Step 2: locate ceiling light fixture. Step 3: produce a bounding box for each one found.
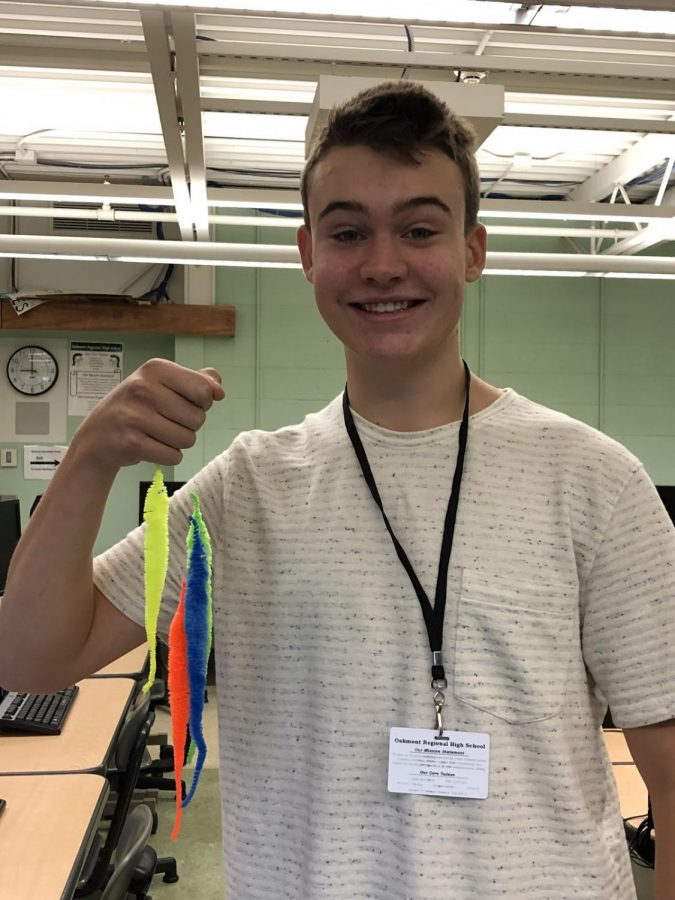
[2,235,675,278]
[0,183,175,206]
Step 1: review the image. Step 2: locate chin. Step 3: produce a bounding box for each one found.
[350,341,422,367]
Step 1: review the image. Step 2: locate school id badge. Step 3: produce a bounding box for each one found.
[388,728,490,799]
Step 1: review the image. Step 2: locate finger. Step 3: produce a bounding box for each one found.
[199,367,226,400]
[144,417,199,454]
[134,435,184,468]
[200,367,222,385]
[134,411,199,459]
[152,384,208,433]
[141,360,223,409]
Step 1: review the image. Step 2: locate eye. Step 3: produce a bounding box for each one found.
[406,226,437,240]
[332,229,363,244]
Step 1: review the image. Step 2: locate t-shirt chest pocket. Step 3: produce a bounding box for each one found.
[453,569,578,724]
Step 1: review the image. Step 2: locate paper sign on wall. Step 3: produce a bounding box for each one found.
[68,341,123,416]
[24,444,68,480]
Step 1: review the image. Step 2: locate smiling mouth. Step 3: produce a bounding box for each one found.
[351,299,425,314]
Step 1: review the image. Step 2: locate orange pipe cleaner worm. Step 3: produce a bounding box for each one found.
[168,578,189,841]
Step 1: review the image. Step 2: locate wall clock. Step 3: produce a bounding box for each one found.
[6,345,59,396]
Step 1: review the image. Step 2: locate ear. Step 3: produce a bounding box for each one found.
[296,224,314,283]
[464,223,487,284]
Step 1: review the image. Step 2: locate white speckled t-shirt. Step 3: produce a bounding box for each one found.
[95,389,675,899]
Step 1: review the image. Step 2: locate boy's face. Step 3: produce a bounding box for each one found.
[297,145,486,374]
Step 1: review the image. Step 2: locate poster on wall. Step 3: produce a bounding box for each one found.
[68,341,124,416]
[24,444,69,480]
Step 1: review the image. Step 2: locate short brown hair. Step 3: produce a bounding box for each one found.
[300,81,480,233]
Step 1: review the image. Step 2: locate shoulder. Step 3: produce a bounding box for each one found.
[494,390,641,472]
[226,395,346,472]
[482,391,644,513]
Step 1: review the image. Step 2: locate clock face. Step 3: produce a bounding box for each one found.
[6,346,59,396]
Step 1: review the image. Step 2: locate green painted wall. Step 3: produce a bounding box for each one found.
[462,275,675,484]
[2,224,674,556]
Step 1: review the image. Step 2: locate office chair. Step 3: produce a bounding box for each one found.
[134,656,187,810]
[100,804,153,900]
[76,694,178,897]
[625,798,655,869]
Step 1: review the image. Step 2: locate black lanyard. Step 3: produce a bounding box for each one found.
[342,360,470,690]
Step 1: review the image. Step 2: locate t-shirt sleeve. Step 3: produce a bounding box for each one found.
[93,452,228,644]
[581,465,675,728]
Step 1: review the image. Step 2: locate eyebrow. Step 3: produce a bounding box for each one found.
[317,195,452,222]
[393,196,452,216]
[317,200,366,222]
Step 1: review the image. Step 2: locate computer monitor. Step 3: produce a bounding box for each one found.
[138,480,186,526]
[0,496,21,594]
[655,486,675,526]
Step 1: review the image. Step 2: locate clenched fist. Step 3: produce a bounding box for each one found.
[70,358,225,473]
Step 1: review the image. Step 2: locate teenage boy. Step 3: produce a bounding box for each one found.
[1,82,674,900]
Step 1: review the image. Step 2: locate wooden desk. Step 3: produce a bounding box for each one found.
[92,643,148,678]
[0,678,135,776]
[604,729,632,764]
[613,763,649,820]
[604,729,649,821]
[0,773,108,899]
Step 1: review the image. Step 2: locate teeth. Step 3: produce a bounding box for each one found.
[361,300,413,313]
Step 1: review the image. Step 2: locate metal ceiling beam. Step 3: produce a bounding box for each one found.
[0,40,146,71]
[567,133,673,203]
[478,198,675,223]
[195,40,675,82]
[202,98,312,116]
[2,35,670,100]
[3,184,675,227]
[21,0,671,30]
[0,3,143,41]
[171,10,209,240]
[504,113,675,135]
[601,185,675,255]
[0,33,146,63]
[531,0,674,9]
[141,8,194,240]
[201,100,675,139]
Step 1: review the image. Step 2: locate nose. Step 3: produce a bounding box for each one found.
[359,235,407,285]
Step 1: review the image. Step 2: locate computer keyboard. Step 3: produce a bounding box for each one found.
[0,685,79,735]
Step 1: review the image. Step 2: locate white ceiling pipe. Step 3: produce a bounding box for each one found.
[1,234,675,274]
[0,181,175,205]
[0,206,299,228]
[0,233,301,265]
[483,226,653,240]
[0,207,661,241]
[488,252,675,274]
[0,205,176,222]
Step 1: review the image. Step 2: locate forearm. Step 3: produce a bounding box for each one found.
[0,439,118,689]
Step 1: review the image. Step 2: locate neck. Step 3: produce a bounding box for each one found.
[345,352,468,431]
[345,346,504,432]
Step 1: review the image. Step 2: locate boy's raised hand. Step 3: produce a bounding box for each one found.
[70,358,225,472]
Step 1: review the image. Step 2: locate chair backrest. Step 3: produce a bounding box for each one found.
[100,804,154,900]
[115,691,152,770]
[76,692,155,895]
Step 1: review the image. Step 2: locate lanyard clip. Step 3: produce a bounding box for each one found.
[433,689,445,738]
[431,650,447,691]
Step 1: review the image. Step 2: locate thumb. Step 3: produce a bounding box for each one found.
[200,367,225,400]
